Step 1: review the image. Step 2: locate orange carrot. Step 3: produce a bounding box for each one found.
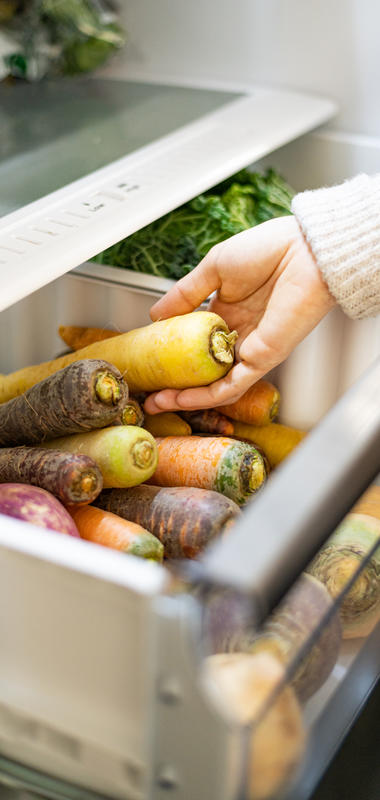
[95,485,241,559]
[219,380,280,426]
[149,435,267,505]
[59,325,120,350]
[69,504,163,561]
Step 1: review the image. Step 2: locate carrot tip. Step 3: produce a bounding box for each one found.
[95,371,123,406]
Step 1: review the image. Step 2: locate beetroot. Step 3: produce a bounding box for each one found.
[0,483,80,537]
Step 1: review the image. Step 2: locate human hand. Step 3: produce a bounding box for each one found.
[144,215,336,414]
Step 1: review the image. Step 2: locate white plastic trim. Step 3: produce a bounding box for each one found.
[0,86,335,312]
[0,512,167,595]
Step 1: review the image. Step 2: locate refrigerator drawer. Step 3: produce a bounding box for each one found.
[0,267,379,800]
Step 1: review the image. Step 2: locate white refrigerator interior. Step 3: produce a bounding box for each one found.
[0,2,379,799]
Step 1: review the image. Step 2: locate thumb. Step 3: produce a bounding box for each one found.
[150,251,221,321]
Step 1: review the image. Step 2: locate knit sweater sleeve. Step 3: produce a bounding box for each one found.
[291,174,380,319]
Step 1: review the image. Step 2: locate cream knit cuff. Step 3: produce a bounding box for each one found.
[291,174,380,319]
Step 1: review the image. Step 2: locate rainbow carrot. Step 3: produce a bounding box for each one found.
[59,325,120,350]
[0,359,128,446]
[149,435,267,505]
[182,409,234,436]
[114,398,144,427]
[144,412,191,437]
[0,446,102,505]
[95,485,240,558]
[0,312,237,403]
[39,425,158,488]
[219,380,280,426]
[69,504,163,561]
[232,422,306,467]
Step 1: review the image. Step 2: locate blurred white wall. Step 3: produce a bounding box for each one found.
[108,0,380,136]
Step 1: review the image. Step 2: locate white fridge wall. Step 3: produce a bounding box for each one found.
[108,0,380,137]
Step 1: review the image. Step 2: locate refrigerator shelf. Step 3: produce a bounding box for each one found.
[0,78,335,312]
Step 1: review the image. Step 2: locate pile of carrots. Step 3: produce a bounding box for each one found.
[1,313,379,733]
[0,313,308,565]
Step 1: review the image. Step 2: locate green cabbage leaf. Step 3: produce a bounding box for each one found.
[93,168,295,280]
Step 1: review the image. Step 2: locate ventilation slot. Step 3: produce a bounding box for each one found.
[14,236,42,246]
[65,210,90,220]
[48,218,77,228]
[0,244,25,255]
[32,226,60,238]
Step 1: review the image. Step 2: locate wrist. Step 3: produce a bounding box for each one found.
[291,174,380,319]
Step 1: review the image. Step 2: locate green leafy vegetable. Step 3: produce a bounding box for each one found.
[93,168,295,280]
[0,0,125,80]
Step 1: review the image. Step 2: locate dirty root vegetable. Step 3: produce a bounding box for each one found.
[307,513,380,639]
[0,447,102,505]
[182,409,234,436]
[39,425,157,489]
[95,485,240,559]
[217,573,341,702]
[115,398,144,427]
[0,312,237,402]
[219,380,280,426]
[204,652,305,800]
[144,412,191,437]
[149,435,267,505]
[0,359,128,447]
[0,484,80,537]
[232,421,306,467]
[59,325,120,350]
[68,504,163,561]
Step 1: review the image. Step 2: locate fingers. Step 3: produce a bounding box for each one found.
[238,258,336,370]
[150,216,298,322]
[144,362,261,414]
[150,250,221,321]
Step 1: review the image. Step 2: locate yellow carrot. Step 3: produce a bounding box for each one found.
[59,325,120,350]
[232,422,307,467]
[0,312,237,403]
[40,425,158,488]
[144,412,191,437]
